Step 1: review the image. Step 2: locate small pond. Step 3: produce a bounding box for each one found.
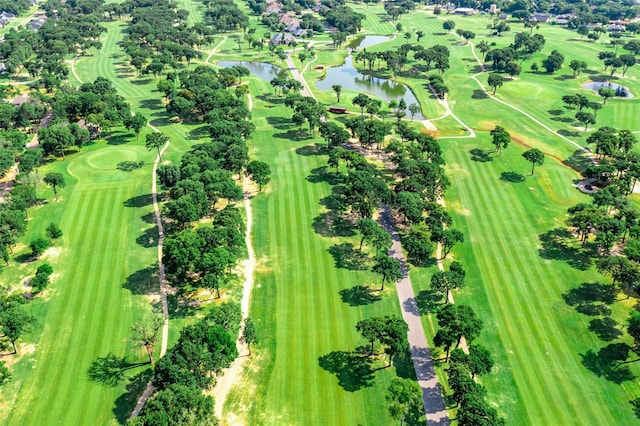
[217,60,285,81]
[348,35,390,50]
[582,81,634,98]
[316,35,424,120]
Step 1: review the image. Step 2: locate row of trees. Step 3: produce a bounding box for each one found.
[132,304,240,425]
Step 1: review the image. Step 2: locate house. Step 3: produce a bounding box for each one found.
[498,13,508,20]
[554,18,570,25]
[488,4,498,14]
[453,7,476,15]
[0,62,6,74]
[556,13,577,20]
[608,24,626,32]
[270,33,296,45]
[27,15,47,30]
[328,106,347,114]
[531,13,551,23]
[265,1,282,14]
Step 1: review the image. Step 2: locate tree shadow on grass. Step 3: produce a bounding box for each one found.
[589,317,622,341]
[296,143,328,157]
[581,342,635,383]
[136,226,158,248]
[188,125,210,141]
[548,109,564,116]
[500,171,525,183]
[117,161,146,172]
[558,129,582,138]
[162,292,200,319]
[469,148,492,162]
[307,166,342,186]
[123,194,153,208]
[318,349,375,391]
[538,228,593,270]
[328,243,369,270]
[106,134,131,146]
[87,353,148,387]
[312,212,356,238]
[113,368,153,424]
[563,282,614,316]
[339,285,381,306]
[471,89,488,99]
[123,266,158,295]
[140,98,164,111]
[564,149,593,173]
[415,289,443,314]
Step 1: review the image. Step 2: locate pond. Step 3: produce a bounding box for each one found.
[316,36,424,120]
[582,81,634,98]
[348,35,390,50]
[217,60,285,82]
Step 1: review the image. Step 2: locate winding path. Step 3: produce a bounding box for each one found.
[211,94,257,420]
[130,122,171,418]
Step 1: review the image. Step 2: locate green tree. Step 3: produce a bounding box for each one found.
[467,344,494,378]
[352,93,371,116]
[332,84,342,103]
[575,111,595,131]
[43,172,66,201]
[569,59,588,77]
[430,260,465,302]
[356,316,386,354]
[386,378,423,426]
[628,311,640,349]
[542,50,565,73]
[431,228,464,258]
[46,222,63,240]
[245,160,271,191]
[490,125,510,156]
[145,132,170,161]
[136,384,214,425]
[131,316,163,364]
[522,148,545,175]
[0,302,34,354]
[598,87,616,104]
[443,20,455,33]
[487,73,504,94]
[434,304,483,360]
[240,317,257,355]
[0,361,10,385]
[30,237,51,257]
[123,114,147,139]
[372,254,402,290]
[408,103,420,121]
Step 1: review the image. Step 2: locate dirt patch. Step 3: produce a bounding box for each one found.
[509,133,583,175]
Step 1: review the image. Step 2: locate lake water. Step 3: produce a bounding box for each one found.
[316,36,424,119]
[217,60,285,82]
[218,35,426,120]
[582,81,634,98]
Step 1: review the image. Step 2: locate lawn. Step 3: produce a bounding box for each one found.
[223,78,410,425]
[1,137,158,425]
[0,20,228,425]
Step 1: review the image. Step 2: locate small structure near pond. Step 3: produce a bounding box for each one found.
[328,106,347,114]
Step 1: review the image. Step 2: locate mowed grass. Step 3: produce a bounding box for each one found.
[1,20,216,425]
[437,136,640,425]
[344,6,640,425]
[2,140,157,425]
[224,79,408,425]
